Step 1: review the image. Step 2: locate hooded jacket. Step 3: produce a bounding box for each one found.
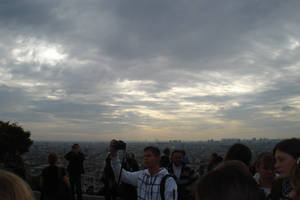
[111,157,177,200]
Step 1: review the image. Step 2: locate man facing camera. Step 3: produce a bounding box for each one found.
[109,139,178,200]
[168,150,198,200]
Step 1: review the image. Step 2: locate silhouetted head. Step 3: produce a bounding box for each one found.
[48,152,58,165]
[72,143,80,152]
[211,153,218,161]
[127,152,135,160]
[195,162,265,200]
[215,160,252,177]
[163,148,170,156]
[225,143,252,167]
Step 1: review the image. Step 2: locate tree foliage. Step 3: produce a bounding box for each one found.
[0,121,33,161]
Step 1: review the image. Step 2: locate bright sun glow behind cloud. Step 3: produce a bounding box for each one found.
[11,38,67,66]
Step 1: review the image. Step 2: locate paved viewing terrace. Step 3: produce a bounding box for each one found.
[34,191,107,200]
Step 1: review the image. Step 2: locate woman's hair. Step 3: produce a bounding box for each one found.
[195,162,265,200]
[0,169,34,200]
[163,148,170,155]
[290,141,300,200]
[48,152,58,165]
[290,164,300,200]
[215,160,252,177]
[273,138,300,160]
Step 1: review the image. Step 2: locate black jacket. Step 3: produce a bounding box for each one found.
[64,151,85,175]
[168,163,198,200]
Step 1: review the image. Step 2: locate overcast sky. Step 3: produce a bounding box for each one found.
[1,0,300,141]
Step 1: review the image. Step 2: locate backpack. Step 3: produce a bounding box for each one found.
[160,174,176,200]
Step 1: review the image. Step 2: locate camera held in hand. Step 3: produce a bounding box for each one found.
[113,140,126,150]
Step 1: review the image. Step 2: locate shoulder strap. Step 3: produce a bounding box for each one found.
[160,174,175,200]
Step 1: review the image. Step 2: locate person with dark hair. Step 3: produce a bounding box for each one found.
[125,152,140,172]
[207,153,218,172]
[195,160,265,200]
[40,153,70,200]
[65,144,85,200]
[253,152,276,197]
[225,143,252,167]
[168,150,198,200]
[270,138,300,200]
[207,153,223,172]
[109,140,177,200]
[160,148,171,168]
[198,165,205,177]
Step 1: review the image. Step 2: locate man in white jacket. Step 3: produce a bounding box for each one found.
[109,140,178,200]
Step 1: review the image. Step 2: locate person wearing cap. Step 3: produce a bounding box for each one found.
[270,138,300,200]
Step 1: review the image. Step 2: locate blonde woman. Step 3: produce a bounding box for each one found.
[0,169,35,200]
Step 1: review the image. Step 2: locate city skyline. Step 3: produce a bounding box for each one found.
[1,1,300,141]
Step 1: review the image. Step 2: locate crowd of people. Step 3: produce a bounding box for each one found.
[0,138,299,200]
[0,143,85,200]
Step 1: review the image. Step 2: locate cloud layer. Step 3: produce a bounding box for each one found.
[1,0,300,141]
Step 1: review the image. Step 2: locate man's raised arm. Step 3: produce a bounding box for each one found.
[110,140,141,187]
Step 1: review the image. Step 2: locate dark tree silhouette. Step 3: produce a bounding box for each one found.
[0,121,33,163]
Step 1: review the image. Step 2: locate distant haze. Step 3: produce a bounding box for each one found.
[1,0,300,141]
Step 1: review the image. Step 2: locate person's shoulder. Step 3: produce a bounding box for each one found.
[41,166,49,174]
[79,152,85,158]
[269,178,284,200]
[58,166,67,176]
[42,165,56,175]
[179,163,191,173]
[64,151,72,158]
[160,169,176,182]
[140,169,149,175]
[163,174,177,188]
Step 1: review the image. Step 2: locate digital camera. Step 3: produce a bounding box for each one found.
[114,140,126,150]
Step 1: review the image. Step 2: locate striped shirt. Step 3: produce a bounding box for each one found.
[111,157,177,200]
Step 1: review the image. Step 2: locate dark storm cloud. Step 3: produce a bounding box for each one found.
[281,106,296,112]
[31,100,113,119]
[1,0,300,140]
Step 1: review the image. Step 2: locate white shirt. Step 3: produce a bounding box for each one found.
[172,164,182,179]
[111,156,178,200]
[253,173,271,197]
